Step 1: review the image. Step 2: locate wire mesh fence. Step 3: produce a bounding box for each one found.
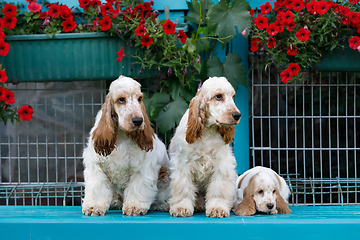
[249,54,360,205]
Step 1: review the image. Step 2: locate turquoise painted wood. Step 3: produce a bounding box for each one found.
[1,206,360,239]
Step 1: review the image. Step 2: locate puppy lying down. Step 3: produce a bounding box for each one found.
[233,166,291,216]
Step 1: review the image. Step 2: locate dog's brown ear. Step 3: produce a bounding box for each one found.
[233,185,256,216]
[276,191,291,214]
[92,94,118,156]
[126,101,154,152]
[186,92,206,144]
[218,125,235,144]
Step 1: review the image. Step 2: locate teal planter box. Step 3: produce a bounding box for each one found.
[1,32,158,82]
[316,46,360,72]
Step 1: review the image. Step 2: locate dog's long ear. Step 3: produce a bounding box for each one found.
[218,125,235,144]
[126,101,154,152]
[276,190,291,214]
[186,92,206,144]
[92,94,118,156]
[233,184,256,216]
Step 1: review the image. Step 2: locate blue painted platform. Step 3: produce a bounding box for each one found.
[1,206,360,239]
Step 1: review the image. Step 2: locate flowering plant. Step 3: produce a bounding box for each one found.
[249,0,360,83]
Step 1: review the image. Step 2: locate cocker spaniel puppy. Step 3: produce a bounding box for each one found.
[82,76,170,216]
[168,77,241,218]
[233,166,291,216]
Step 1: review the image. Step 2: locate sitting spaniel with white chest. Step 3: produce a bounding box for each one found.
[169,77,241,218]
[233,166,291,216]
[82,76,170,216]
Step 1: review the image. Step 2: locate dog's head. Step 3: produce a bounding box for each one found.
[186,77,241,144]
[92,76,154,156]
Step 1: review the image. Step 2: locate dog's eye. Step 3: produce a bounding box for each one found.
[215,94,223,101]
[138,96,143,102]
[118,97,125,103]
[273,190,276,194]
[258,190,263,194]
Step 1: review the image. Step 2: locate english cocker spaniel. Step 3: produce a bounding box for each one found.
[168,77,241,218]
[82,76,170,216]
[233,166,291,216]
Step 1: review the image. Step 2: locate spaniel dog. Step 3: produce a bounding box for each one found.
[82,76,170,216]
[233,166,291,216]
[168,77,241,218]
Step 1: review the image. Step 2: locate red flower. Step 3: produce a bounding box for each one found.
[99,16,112,31]
[291,0,304,11]
[3,15,17,29]
[18,105,34,121]
[0,18,3,31]
[134,4,145,17]
[90,0,101,9]
[117,46,125,62]
[3,89,15,105]
[349,36,360,50]
[266,23,280,36]
[279,10,294,25]
[250,38,263,52]
[274,20,284,33]
[100,2,113,16]
[316,1,329,15]
[287,45,297,56]
[0,32,5,39]
[91,17,99,31]
[162,19,176,35]
[254,15,268,29]
[60,5,72,19]
[2,3,17,16]
[143,2,152,12]
[0,87,5,102]
[280,69,292,83]
[284,0,294,10]
[79,0,91,10]
[0,40,10,56]
[250,9,255,17]
[260,2,272,15]
[349,0,359,5]
[111,5,121,18]
[0,70,7,83]
[287,63,300,76]
[267,37,276,48]
[306,1,317,15]
[48,4,61,18]
[286,21,296,31]
[141,34,153,47]
[62,18,77,32]
[134,24,146,36]
[177,30,187,44]
[39,11,48,19]
[296,28,310,42]
[27,2,42,13]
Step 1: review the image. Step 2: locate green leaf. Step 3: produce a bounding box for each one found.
[196,38,210,52]
[207,0,251,45]
[207,53,247,88]
[167,79,195,102]
[149,92,170,120]
[155,97,188,133]
[183,38,196,53]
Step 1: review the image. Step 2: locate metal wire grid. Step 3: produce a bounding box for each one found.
[249,54,360,205]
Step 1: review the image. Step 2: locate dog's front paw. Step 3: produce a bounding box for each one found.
[206,207,230,218]
[82,202,109,216]
[170,207,193,217]
[122,203,148,216]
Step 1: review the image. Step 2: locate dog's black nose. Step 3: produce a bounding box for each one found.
[232,112,241,121]
[267,204,274,210]
[132,118,143,127]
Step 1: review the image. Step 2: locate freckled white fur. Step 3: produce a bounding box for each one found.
[235,166,290,214]
[169,77,240,218]
[82,76,169,216]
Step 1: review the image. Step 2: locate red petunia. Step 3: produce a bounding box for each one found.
[260,2,272,15]
[349,0,359,5]
[284,0,294,10]
[267,37,276,48]
[0,87,5,102]
[79,0,91,10]
[0,40,10,56]
[134,24,146,36]
[316,1,329,15]
[287,45,297,56]
[286,21,296,31]
[134,4,145,17]
[91,17,99,31]
[250,9,255,17]
[250,38,263,52]
[0,70,7,83]
[279,10,294,25]
[39,11,48,19]
[306,1,317,15]
[177,30,187,44]
[117,46,125,62]
[2,3,17,16]
[18,105,34,121]
[162,19,176,35]
[27,2,42,13]
[349,36,360,50]
[280,69,292,83]
[287,63,300,76]
[62,18,77,32]
[274,20,284,33]
[0,18,3,31]
[143,2,152,12]
[4,89,15,105]
[296,28,310,42]
[291,0,304,11]
[48,4,61,18]
[3,15,17,29]
[60,5,72,19]
[254,15,268,29]
[141,34,153,47]
[266,23,280,36]
[90,0,101,9]
[100,2,113,16]
[99,16,112,31]
[0,32,5,39]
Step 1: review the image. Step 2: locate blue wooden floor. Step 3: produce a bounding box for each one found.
[1,206,360,239]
